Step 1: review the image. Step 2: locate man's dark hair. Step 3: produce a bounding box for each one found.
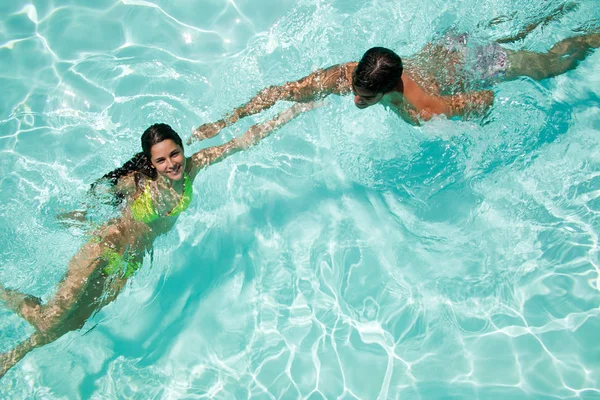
[352,47,403,93]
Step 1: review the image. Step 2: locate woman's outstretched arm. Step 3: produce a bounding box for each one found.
[188,101,322,178]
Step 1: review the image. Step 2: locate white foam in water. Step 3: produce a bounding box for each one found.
[21,5,38,24]
[1,0,600,398]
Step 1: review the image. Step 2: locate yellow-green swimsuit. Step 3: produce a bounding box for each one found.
[103,173,193,278]
[131,173,193,224]
[102,248,142,278]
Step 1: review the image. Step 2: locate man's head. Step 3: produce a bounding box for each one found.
[352,47,403,109]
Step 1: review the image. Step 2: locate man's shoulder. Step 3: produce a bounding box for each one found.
[322,62,356,76]
[341,62,358,77]
[311,62,355,93]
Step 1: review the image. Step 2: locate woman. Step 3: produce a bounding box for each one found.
[0,101,318,378]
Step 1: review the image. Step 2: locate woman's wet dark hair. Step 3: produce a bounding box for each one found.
[90,123,183,204]
[352,47,403,94]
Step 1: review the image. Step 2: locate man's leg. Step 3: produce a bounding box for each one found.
[505,32,600,81]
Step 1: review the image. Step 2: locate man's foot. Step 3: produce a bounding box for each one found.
[584,32,600,48]
[494,2,579,44]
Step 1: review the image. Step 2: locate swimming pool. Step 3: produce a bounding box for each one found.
[1,0,599,398]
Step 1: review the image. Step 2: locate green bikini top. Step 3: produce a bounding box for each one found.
[131,173,193,224]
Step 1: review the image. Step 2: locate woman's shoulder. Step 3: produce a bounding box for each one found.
[184,156,202,181]
[118,172,148,198]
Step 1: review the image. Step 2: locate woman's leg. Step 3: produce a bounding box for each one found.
[0,239,110,332]
[0,217,148,378]
[0,240,131,378]
[0,332,49,379]
[0,286,42,319]
[505,32,600,81]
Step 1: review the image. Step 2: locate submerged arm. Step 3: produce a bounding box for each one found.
[441,90,495,119]
[101,174,138,202]
[56,174,138,227]
[187,63,352,144]
[189,101,322,176]
[401,90,494,123]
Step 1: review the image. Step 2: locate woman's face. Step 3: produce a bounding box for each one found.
[149,139,186,181]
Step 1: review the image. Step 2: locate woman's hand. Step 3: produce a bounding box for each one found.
[189,100,325,173]
[235,100,324,149]
[187,120,227,145]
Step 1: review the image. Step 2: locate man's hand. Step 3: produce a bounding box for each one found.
[186,63,349,145]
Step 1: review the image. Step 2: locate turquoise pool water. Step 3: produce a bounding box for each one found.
[1,0,600,398]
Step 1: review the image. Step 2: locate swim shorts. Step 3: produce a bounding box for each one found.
[443,33,509,87]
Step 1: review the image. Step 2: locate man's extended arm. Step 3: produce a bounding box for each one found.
[188,63,354,144]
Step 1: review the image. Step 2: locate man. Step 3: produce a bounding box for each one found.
[187,24,599,144]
